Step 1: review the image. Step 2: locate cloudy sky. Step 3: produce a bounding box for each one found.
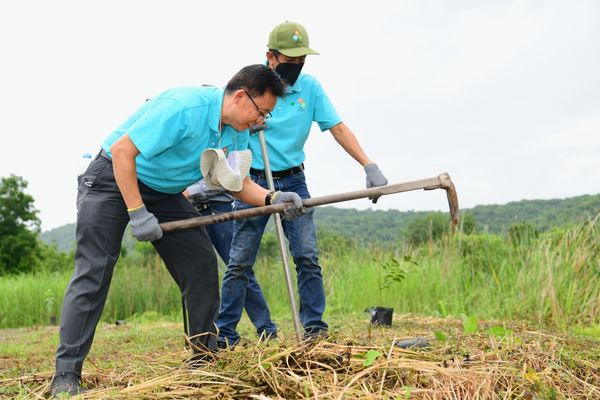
[1,0,599,231]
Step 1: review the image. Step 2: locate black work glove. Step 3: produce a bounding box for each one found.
[272,191,307,220]
[128,205,163,242]
[364,163,388,204]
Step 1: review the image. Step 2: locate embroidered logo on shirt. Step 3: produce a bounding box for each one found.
[290,98,306,111]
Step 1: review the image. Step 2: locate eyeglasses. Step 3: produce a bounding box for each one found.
[243,89,272,121]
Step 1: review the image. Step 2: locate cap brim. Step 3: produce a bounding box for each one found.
[200,149,224,190]
[279,47,320,57]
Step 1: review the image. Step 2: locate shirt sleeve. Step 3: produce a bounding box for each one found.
[311,78,342,132]
[126,98,189,159]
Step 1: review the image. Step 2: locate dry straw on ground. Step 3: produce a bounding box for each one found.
[2,316,598,399]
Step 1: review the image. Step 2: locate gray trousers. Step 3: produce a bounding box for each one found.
[55,152,218,375]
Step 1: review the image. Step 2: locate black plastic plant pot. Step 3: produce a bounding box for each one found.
[367,306,393,326]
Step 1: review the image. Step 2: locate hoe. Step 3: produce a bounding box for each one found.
[166,123,459,344]
[161,172,460,343]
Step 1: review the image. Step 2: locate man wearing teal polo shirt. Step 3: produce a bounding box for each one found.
[50,65,306,397]
[216,22,388,346]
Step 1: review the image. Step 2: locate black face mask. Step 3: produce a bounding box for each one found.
[275,62,304,86]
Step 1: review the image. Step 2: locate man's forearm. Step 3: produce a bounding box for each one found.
[330,122,372,166]
[234,177,270,206]
[110,135,143,209]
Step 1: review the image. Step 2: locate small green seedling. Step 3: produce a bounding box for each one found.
[362,349,382,366]
[461,314,478,334]
[402,385,414,399]
[434,331,448,342]
[487,325,512,337]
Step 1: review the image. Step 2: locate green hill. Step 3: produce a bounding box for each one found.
[468,194,600,233]
[312,193,600,244]
[40,223,136,253]
[40,193,600,252]
[40,223,77,253]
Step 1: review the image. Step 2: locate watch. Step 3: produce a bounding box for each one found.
[265,191,276,206]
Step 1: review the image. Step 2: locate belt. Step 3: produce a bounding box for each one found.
[250,163,304,179]
[191,199,230,211]
[193,202,211,211]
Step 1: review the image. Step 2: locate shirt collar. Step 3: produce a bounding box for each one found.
[286,73,304,93]
[209,87,225,134]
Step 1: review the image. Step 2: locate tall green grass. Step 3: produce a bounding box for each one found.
[321,217,598,329]
[1,218,598,330]
[0,254,182,328]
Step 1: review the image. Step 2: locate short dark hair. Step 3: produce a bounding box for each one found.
[225,64,285,98]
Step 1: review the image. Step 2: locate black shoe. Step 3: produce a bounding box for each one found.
[303,328,329,343]
[216,337,239,351]
[50,371,84,397]
[186,351,215,369]
[258,331,278,342]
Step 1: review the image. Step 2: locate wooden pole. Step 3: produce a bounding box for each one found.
[256,129,303,342]
[161,173,460,232]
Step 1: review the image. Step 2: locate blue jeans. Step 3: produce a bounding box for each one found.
[198,201,277,338]
[216,172,328,344]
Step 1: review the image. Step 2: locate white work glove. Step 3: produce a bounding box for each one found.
[187,179,224,205]
[272,191,307,220]
[128,205,163,242]
[186,179,212,198]
[364,163,388,204]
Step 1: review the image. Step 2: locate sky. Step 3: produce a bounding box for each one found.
[1,0,599,232]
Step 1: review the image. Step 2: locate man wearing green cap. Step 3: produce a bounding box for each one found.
[215,21,388,346]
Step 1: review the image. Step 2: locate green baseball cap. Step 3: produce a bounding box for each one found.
[268,21,320,57]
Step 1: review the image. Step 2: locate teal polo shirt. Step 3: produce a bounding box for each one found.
[102,86,249,194]
[248,73,342,171]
